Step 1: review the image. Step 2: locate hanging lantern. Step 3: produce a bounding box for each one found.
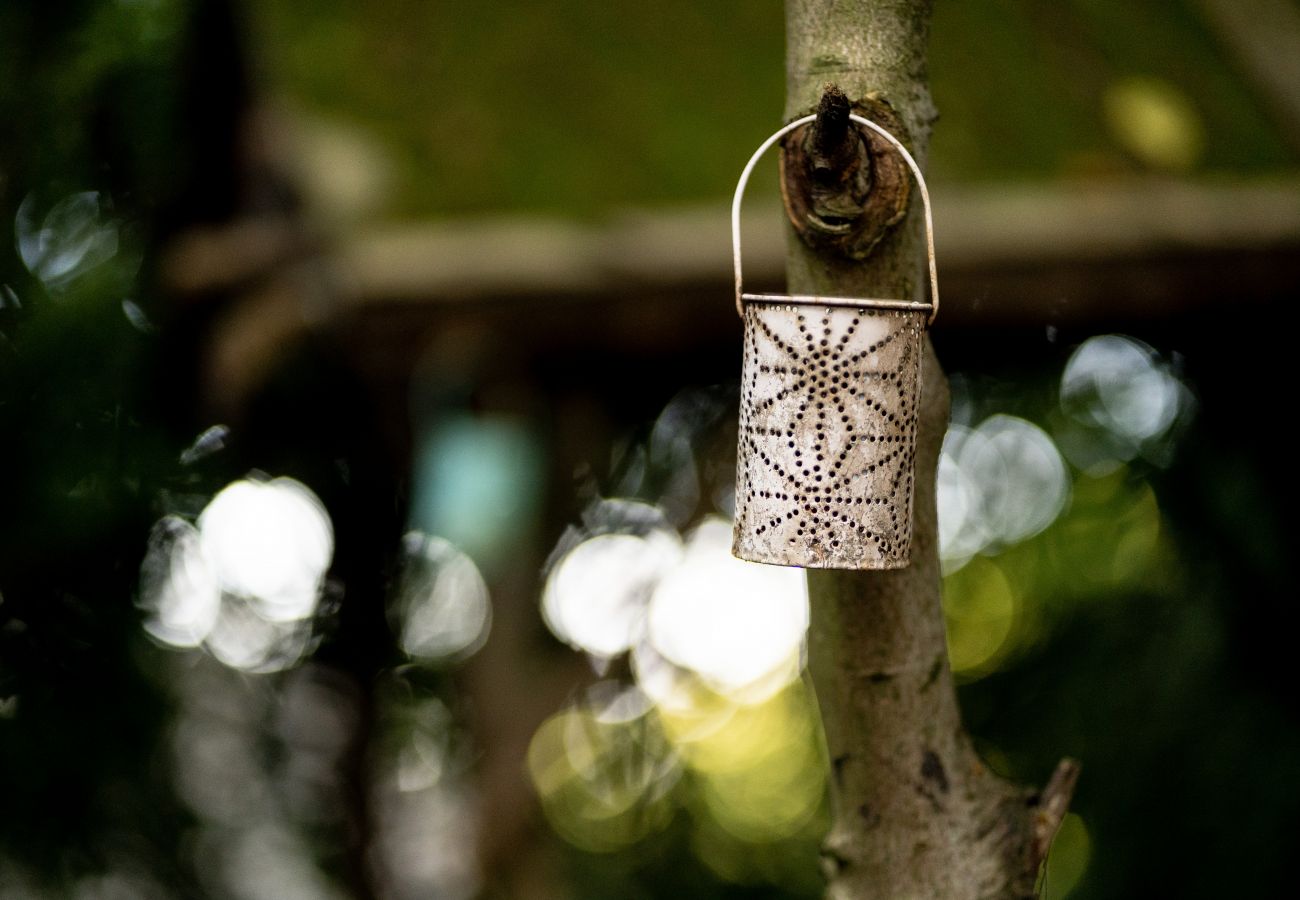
[730,114,940,570]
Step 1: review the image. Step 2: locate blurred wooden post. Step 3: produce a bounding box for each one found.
[782,2,1078,897]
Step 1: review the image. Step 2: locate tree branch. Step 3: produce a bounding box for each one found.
[784,3,1076,897]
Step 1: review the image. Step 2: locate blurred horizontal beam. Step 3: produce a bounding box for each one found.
[934,177,1300,265]
[337,207,783,302]
[308,177,1300,386]
[338,176,1300,315]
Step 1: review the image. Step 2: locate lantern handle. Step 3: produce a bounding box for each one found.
[731,113,939,325]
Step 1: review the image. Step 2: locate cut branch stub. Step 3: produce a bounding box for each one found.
[779,88,911,260]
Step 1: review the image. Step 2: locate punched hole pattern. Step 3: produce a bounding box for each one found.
[733,303,924,569]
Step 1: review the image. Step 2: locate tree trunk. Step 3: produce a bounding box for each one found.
[782,3,1077,898]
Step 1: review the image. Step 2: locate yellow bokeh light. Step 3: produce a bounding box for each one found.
[666,685,802,774]
[673,684,825,843]
[526,706,680,853]
[1042,813,1092,899]
[652,674,742,746]
[1103,76,1205,172]
[1052,467,1164,590]
[943,556,1020,677]
[695,745,823,843]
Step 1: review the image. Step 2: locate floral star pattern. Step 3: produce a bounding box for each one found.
[732,302,924,569]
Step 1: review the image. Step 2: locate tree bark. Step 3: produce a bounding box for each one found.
[783,3,1077,898]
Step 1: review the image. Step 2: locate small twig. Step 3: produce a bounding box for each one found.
[780,85,909,257]
[809,83,861,184]
[1032,757,1082,862]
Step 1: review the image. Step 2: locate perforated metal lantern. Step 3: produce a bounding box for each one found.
[730,114,940,570]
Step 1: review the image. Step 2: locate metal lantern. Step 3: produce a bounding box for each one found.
[730,114,940,570]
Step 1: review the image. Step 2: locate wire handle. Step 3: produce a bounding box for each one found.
[731,113,939,324]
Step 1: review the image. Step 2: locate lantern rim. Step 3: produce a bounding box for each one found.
[740,292,933,315]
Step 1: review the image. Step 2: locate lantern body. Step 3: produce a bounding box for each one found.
[732,299,925,569]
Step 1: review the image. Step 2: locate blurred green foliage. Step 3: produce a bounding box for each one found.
[929,0,1295,178]
[251,0,786,217]
[250,0,1296,218]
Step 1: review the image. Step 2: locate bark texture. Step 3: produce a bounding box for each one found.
[783,3,1077,898]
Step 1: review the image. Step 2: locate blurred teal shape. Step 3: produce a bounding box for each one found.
[409,413,544,574]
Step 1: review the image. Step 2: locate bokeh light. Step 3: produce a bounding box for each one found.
[647,518,807,701]
[527,687,681,853]
[140,476,333,673]
[942,556,1021,677]
[168,661,363,899]
[632,640,733,727]
[532,382,819,879]
[1042,813,1092,900]
[938,415,1070,572]
[198,477,333,624]
[140,516,221,649]
[934,337,1194,686]
[14,191,120,292]
[217,824,347,900]
[542,528,682,660]
[1058,334,1193,472]
[203,599,315,675]
[672,683,824,843]
[1103,76,1205,172]
[1049,467,1164,590]
[179,425,231,467]
[393,532,491,664]
[120,298,155,334]
[371,698,482,900]
[542,506,808,703]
